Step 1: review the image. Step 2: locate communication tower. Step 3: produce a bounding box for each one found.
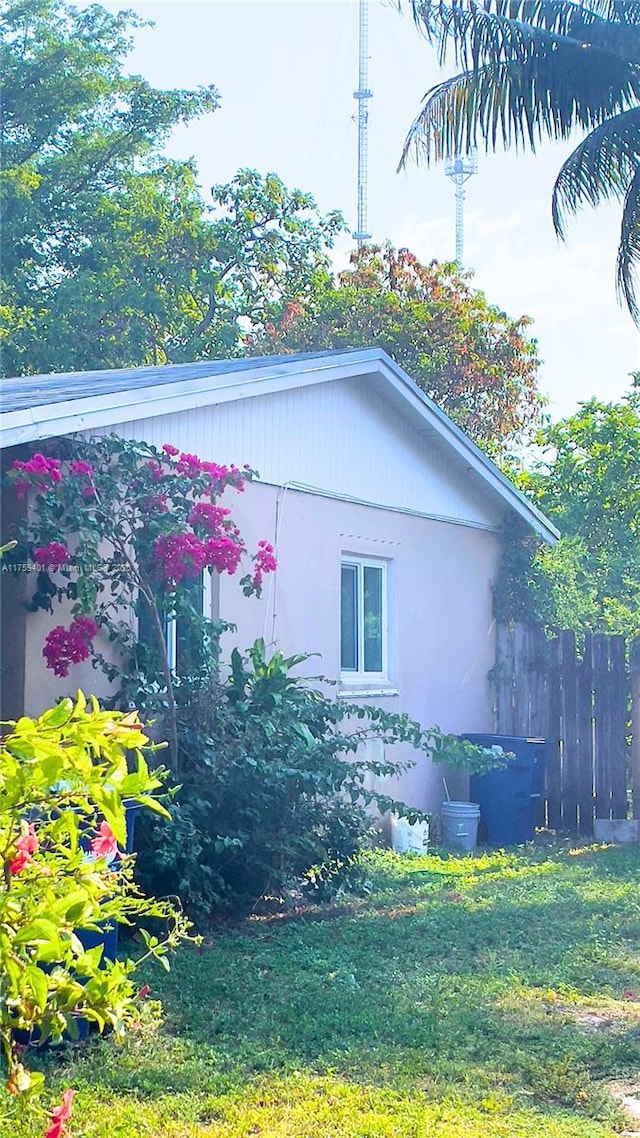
[353,0,372,246]
[444,153,478,263]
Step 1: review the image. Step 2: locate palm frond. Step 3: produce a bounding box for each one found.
[406,1,640,66]
[399,51,640,168]
[552,108,640,235]
[617,165,640,324]
[399,0,640,323]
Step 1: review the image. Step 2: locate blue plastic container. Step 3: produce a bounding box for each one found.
[77,800,141,962]
[463,734,546,846]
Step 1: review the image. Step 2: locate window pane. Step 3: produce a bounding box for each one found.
[363,565,383,673]
[176,573,205,675]
[137,586,165,668]
[341,564,358,670]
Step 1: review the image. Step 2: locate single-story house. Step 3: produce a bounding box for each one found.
[0,348,558,811]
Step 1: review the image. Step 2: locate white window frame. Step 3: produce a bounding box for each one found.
[340,556,388,683]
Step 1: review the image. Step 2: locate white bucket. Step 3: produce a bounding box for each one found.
[441,801,480,852]
[390,815,430,855]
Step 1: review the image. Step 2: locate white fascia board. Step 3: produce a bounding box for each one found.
[0,352,379,451]
[375,355,560,546]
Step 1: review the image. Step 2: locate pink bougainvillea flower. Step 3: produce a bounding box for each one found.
[203,535,243,575]
[90,822,120,860]
[162,443,179,457]
[32,542,70,569]
[251,541,277,589]
[201,460,230,482]
[188,502,230,534]
[45,1088,75,1138]
[42,616,98,677]
[255,540,277,572]
[152,532,206,584]
[12,453,62,494]
[71,616,98,639]
[176,452,203,477]
[145,460,164,483]
[69,460,94,477]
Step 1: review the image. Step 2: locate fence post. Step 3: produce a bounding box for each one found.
[632,637,640,820]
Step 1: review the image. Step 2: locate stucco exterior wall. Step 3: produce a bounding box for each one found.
[19,476,499,813]
[0,476,28,719]
[216,482,500,812]
[23,595,119,716]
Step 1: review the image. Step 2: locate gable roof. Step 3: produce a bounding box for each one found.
[0,348,558,543]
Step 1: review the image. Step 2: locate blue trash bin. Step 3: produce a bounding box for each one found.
[463,734,546,846]
[77,800,141,962]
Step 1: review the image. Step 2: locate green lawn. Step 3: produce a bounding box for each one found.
[9,843,640,1137]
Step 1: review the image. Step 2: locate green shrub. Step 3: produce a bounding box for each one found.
[135,640,499,916]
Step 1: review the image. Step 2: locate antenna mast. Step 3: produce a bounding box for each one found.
[444,153,478,263]
[353,0,372,247]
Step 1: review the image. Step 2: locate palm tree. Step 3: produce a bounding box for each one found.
[399,1,640,322]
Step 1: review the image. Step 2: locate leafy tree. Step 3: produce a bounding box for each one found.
[199,170,344,360]
[497,388,640,637]
[399,0,640,321]
[255,244,543,454]
[1,0,344,374]
[0,0,217,372]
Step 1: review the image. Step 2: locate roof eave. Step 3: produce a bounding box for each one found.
[0,347,559,545]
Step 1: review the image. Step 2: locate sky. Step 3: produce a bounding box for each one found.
[103,0,639,420]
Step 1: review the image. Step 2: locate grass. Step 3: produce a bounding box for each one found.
[8,841,640,1137]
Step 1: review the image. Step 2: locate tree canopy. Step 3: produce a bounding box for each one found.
[0,0,344,375]
[400,0,640,323]
[1,0,542,462]
[498,387,640,637]
[255,244,543,455]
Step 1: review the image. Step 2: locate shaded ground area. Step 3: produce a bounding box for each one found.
[8,843,640,1137]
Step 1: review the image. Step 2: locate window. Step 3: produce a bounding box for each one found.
[340,557,388,680]
[138,571,214,674]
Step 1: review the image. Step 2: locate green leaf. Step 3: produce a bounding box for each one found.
[40,699,73,728]
[132,794,171,820]
[14,918,61,945]
[24,963,48,1012]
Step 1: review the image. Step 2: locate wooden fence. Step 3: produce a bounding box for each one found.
[493,623,640,836]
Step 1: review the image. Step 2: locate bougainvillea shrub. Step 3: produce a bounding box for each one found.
[6,436,276,766]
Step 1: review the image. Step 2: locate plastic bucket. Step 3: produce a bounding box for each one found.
[441,801,480,852]
[390,815,430,854]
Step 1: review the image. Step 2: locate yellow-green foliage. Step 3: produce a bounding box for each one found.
[0,693,190,1125]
